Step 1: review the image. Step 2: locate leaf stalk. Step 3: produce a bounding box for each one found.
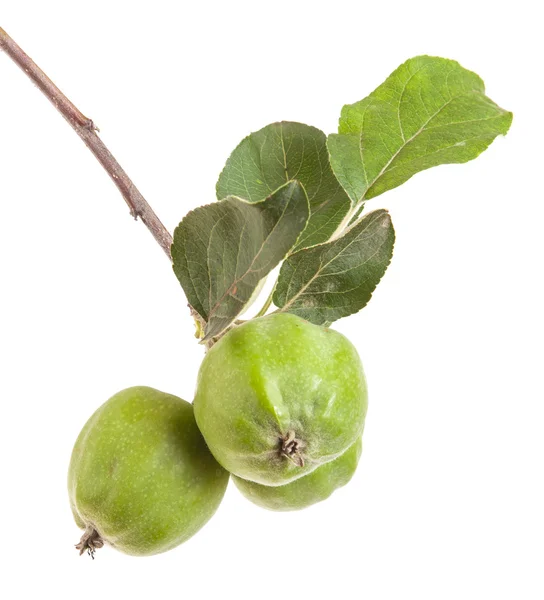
[255,287,276,318]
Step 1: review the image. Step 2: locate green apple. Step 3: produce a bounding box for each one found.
[233,437,362,511]
[68,386,229,557]
[194,313,367,486]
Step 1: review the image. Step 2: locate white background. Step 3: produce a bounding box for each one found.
[1,1,542,598]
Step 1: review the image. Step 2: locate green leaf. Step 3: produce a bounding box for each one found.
[172,181,309,341]
[274,209,395,325]
[327,56,513,203]
[217,122,351,251]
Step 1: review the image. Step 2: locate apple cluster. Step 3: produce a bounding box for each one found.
[68,313,367,557]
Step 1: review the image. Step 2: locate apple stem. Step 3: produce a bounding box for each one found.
[281,430,305,467]
[255,287,276,318]
[0,27,173,259]
[75,526,104,559]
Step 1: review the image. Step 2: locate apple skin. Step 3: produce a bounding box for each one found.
[194,313,367,486]
[233,437,362,511]
[68,386,229,556]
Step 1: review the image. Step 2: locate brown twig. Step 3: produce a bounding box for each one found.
[0,26,173,259]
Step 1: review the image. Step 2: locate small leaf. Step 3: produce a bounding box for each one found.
[327,56,513,203]
[217,122,351,251]
[274,209,395,325]
[172,181,309,340]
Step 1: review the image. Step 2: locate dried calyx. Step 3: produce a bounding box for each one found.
[75,526,104,559]
[280,430,305,467]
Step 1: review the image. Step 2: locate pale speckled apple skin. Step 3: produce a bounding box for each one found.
[233,437,362,511]
[68,387,229,556]
[194,313,368,486]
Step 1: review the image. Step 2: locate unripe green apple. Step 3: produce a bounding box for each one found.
[233,437,362,511]
[68,386,229,557]
[194,313,367,486]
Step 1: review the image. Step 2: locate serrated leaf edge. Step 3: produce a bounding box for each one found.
[274,209,396,324]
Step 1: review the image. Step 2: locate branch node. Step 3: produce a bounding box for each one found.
[84,118,100,132]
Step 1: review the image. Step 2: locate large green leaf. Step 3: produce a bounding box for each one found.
[217,122,350,251]
[274,209,394,325]
[172,181,309,340]
[327,56,513,203]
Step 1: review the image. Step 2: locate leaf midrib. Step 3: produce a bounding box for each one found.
[279,211,386,312]
[206,189,295,325]
[360,88,488,200]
